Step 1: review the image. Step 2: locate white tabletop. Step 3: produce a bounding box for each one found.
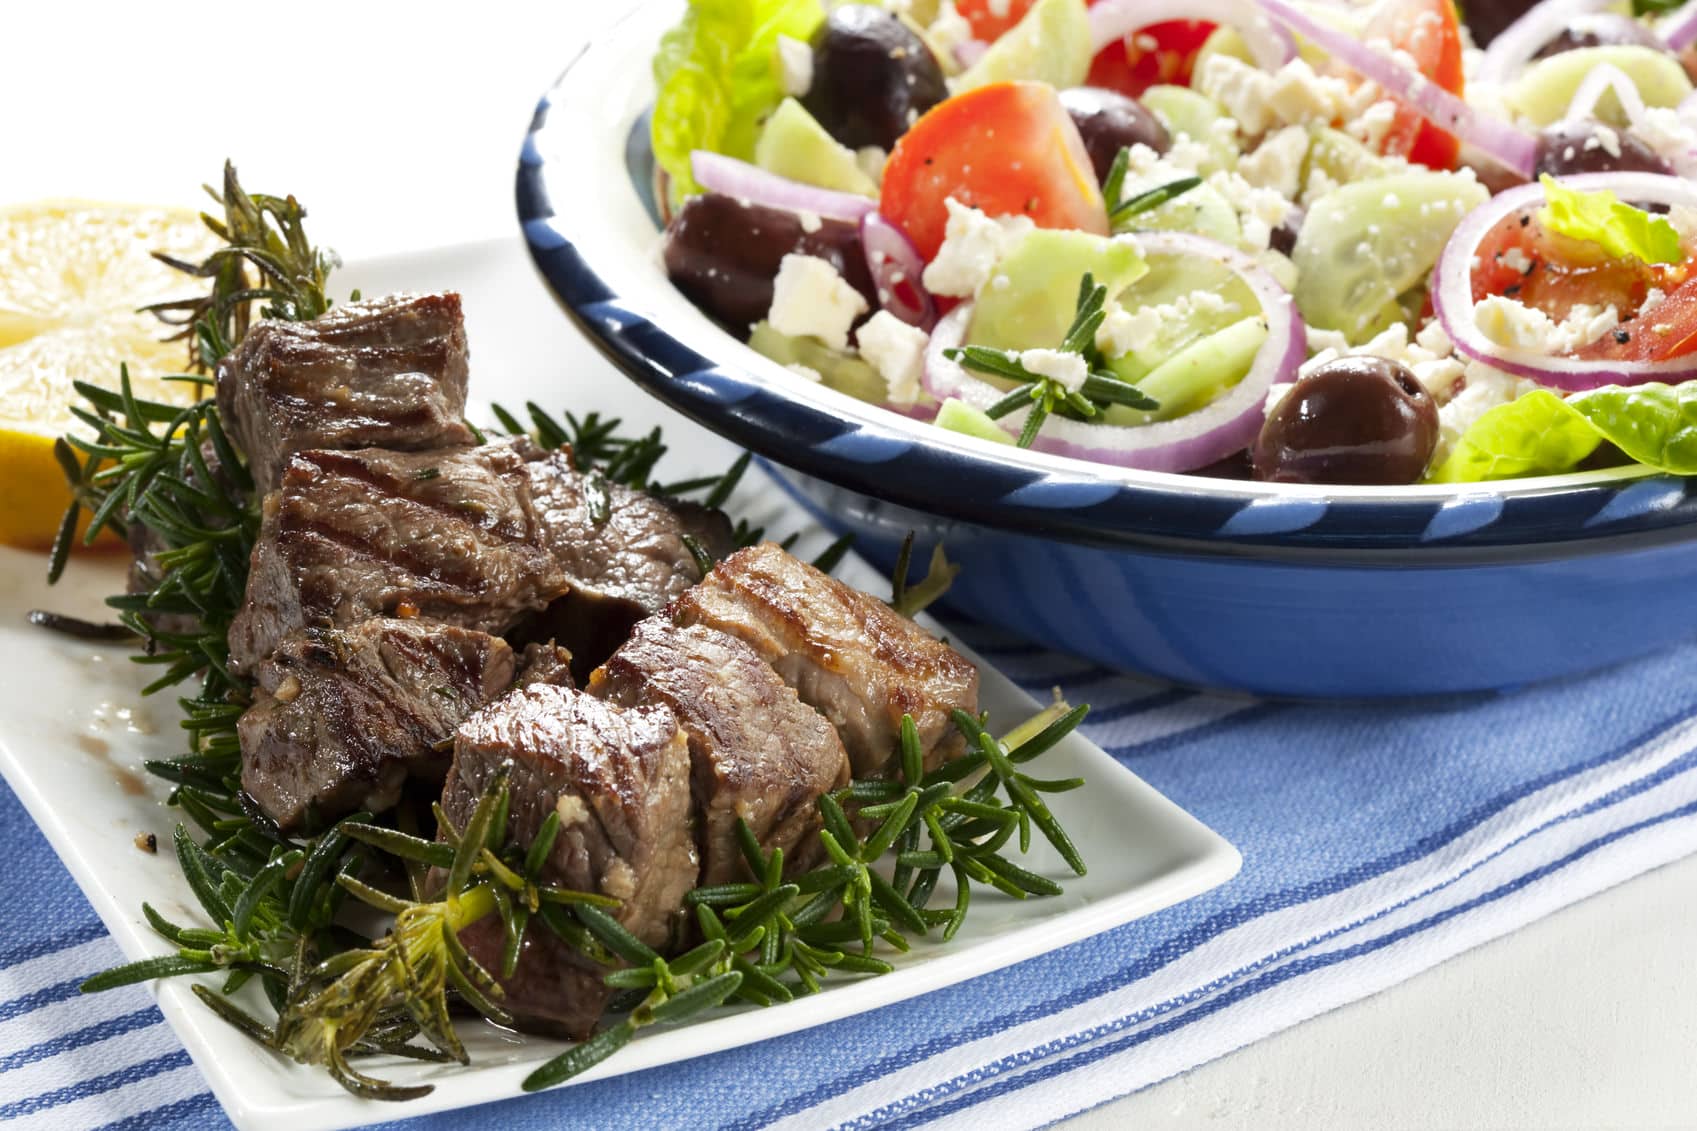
[7,2,1693,1126]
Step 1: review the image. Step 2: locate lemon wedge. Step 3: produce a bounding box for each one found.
[0,201,216,550]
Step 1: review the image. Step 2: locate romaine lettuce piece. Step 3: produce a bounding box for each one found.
[1538,175,1681,266]
[651,0,826,205]
[1431,383,1697,482]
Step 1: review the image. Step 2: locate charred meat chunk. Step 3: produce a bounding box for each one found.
[227,439,563,674]
[590,619,850,884]
[522,476,735,679]
[229,438,725,675]
[671,542,979,778]
[217,292,474,488]
[238,619,516,831]
[444,685,697,1037]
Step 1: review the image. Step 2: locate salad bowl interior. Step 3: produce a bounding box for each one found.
[517,0,1697,697]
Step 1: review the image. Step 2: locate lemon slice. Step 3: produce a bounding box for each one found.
[0,201,217,550]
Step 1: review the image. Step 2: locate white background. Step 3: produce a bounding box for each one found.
[5,1,1695,1126]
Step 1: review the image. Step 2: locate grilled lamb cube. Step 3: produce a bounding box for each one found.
[227,439,564,674]
[238,619,517,831]
[523,473,735,680]
[444,684,698,1037]
[216,292,475,488]
[589,619,850,884]
[228,439,726,675]
[671,542,979,778]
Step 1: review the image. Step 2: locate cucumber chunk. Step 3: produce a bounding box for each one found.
[1139,85,1239,174]
[954,0,1092,91]
[749,320,889,403]
[1106,316,1267,425]
[965,227,1148,355]
[1292,171,1488,342]
[936,398,1016,444]
[755,98,880,197]
[1122,180,1241,245]
[1506,46,1692,127]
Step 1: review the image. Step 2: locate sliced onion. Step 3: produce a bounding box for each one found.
[1562,61,1651,130]
[1432,171,1697,390]
[690,151,877,224]
[861,212,937,331]
[954,38,990,69]
[1090,0,1294,70]
[1662,0,1697,53]
[1475,0,1618,87]
[922,232,1306,472]
[1257,0,1539,177]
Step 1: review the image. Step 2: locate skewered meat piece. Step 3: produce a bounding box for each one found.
[228,439,561,674]
[228,438,724,675]
[216,292,475,489]
[589,619,850,884]
[670,542,979,778]
[238,619,522,831]
[444,684,698,1037]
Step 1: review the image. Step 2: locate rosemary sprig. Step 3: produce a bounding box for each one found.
[145,161,339,371]
[1100,147,1202,232]
[944,274,1158,447]
[524,702,1089,1090]
[889,531,959,619]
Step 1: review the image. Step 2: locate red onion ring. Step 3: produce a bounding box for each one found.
[1662,0,1697,53]
[1090,0,1294,69]
[1476,0,1618,87]
[954,39,990,69]
[1257,0,1539,177]
[1562,61,1650,129]
[690,150,877,223]
[861,212,938,331]
[922,232,1306,472]
[1431,171,1697,389]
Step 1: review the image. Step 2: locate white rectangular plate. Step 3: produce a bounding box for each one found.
[0,238,1240,1131]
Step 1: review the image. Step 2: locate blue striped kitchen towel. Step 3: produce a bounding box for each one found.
[6,626,1697,1130]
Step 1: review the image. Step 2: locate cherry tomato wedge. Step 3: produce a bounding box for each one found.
[1471,208,1694,322]
[1363,0,1465,170]
[1577,275,1697,362]
[880,81,1108,261]
[955,0,1037,45]
[1085,19,1216,98]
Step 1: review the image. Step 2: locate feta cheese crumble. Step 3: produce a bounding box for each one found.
[856,311,930,406]
[920,198,1035,298]
[767,254,869,351]
[1018,348,1089,393]
[1474,296,1619,355]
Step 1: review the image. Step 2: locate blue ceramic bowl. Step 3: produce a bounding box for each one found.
[516,2,1697,697]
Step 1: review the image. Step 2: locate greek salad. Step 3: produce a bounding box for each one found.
[652,0,1697,485]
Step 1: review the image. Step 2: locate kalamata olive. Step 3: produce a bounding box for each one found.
[1533,119,1673,176]
[1269,207,1303,257]
[802,5,948,151]
[1458,0,1532,47]
[1531,13,1667,60]
[1252,356,1440,485]
[662,192,877,336]
[1058,87,1171,182]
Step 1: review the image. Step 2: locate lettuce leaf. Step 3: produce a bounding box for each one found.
[651,0,824,205]
[1537,174,1682,265]
[1430,382,1697,482]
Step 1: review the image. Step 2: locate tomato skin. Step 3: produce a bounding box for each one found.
[1085,19,1216,98]
[1364,0,1465,170]
[955,0,1036,44]
[1471,209,1694,323]
[1577,276,1697,362]
[880,81,1109,261]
